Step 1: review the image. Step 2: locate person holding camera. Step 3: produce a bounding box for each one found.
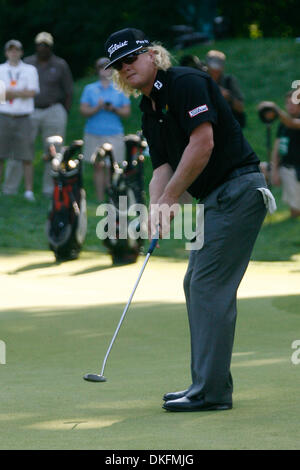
[80,57,131,201]
[260,92,300,218]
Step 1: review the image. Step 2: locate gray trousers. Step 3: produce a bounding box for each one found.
[3,104,67,195]
[184,172,267,404]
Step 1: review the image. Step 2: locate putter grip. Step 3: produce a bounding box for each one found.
[148,236,159,254]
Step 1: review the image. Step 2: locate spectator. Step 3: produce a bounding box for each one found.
[3,32,73,197]
[80,57,131,202]
[0,40,39,201]
[206,50,246,128]
[269,92,300,218]
[179,54,207,72]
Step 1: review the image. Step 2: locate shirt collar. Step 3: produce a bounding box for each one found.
[97,80,113,90]
[140,68,170,113]
[6,60,23,67]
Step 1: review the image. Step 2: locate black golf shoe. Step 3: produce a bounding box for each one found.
[163,389,189,401]
[163,396,232,412]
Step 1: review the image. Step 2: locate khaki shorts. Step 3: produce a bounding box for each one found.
[280,165,300,210]
[83,133,125,165]
[31,103,67,151]
[0,114,33,161]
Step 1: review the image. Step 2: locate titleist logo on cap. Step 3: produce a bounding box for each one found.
[108,41,128,58]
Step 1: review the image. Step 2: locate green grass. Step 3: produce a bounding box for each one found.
[0,253,300,449]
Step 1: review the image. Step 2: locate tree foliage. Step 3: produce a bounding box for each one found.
[0,0,183,77]
[218,0,300,38]
[0,0,299,78]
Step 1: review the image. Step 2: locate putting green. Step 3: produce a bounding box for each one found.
[0,250,300,449]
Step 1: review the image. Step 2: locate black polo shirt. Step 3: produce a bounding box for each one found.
[277,122,300,167]
[140,67,259,201]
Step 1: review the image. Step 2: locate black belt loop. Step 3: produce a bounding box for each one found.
[227,164,261,181]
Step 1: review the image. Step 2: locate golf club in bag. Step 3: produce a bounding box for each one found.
[83,227,159,383]
[95,133,147,265]
[45,137,87,261]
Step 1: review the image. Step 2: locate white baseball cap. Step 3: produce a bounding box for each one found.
[35,32,54,46]
[4,39,23,51]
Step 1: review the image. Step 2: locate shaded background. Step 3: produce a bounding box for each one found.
[0,0,300,78]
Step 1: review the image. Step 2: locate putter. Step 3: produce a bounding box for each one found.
[83,227,159,383]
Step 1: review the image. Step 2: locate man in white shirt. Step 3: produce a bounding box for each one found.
[0,39,39,201]
[3,32,73,198]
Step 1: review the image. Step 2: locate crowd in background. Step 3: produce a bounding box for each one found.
[0,32,299,217]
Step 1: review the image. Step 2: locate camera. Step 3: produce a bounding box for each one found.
[258,102,278,124]
[104,101,113,110]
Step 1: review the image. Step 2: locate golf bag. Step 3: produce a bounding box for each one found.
[46,137,87,261]
[97,133,147,265]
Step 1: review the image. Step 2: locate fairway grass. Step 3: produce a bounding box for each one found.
[1,251,300,450]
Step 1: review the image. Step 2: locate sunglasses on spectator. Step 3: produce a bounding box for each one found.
[112,49,148,71]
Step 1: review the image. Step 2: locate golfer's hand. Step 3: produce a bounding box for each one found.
[149,195,179,239]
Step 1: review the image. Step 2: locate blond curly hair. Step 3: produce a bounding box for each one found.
[112,43,173,97]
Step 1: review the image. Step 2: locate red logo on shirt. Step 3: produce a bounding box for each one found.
[188,104,208,118]
[9,79,17,104]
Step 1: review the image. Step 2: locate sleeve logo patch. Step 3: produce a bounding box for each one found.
[188,104,208,117]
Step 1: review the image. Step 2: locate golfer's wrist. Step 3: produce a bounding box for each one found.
[162,185,182,201]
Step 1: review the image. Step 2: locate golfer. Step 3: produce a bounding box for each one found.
[104,28,276,412]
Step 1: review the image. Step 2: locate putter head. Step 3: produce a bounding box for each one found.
[83,373,107,383]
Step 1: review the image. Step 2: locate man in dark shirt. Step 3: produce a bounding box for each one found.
[104,28,275,412]
[269,92,300,218]
[3,32,73,197]
[206,50,246,128]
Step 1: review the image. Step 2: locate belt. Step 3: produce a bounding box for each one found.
[36,104,57,109]
[227,164,261,180]
[0,113,30,118]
